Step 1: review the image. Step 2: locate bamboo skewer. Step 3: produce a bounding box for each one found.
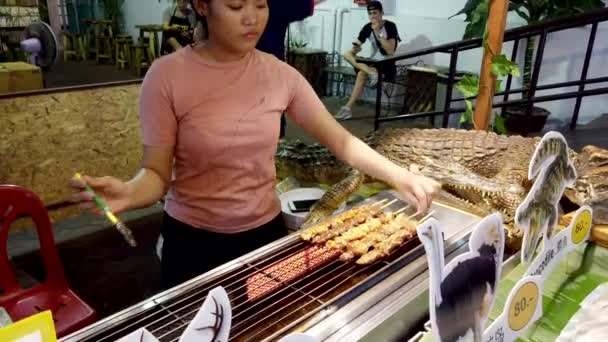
[371,198,388,207]
[393,205,410,216]
[379,198,398,210]
[417,211,436,223]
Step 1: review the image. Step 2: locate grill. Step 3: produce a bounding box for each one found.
[60,192,480,342]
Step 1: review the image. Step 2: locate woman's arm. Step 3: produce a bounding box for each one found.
[285,67,439,213]
[296,108,437,212]
[125,146,174,210]
[71,59,179,215]
[70,146,173,214]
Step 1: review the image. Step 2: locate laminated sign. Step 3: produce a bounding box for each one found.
[484,131,593,342]
[0,311,56,342]
[178,286,232,342]
[418,131,595,342]
[416,213,505,342]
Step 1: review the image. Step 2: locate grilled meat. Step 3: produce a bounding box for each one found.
[356,218,417,265]
[300,202,382,242]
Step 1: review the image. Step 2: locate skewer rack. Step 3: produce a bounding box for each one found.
[59,190,482,342]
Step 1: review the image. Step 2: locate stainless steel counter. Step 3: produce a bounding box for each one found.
[60,191,482,342]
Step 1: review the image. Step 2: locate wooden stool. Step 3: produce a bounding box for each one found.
[115,36,132,69]
[130,43,152,76]
[94,20,114,64]
[62,32,79,62]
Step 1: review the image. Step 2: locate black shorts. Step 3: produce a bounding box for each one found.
[354,61,396,83]
[160,211,288,289]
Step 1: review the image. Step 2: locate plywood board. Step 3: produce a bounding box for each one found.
[0,84,144,230]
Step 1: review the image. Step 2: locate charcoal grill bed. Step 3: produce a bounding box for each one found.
[59,191,481,342]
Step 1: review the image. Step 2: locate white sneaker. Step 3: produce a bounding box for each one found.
[368,72,379,87]
[334,106,352,120]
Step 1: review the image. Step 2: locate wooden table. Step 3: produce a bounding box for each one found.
[135,24,164,59]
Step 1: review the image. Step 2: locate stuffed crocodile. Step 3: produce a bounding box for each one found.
[275,128,608,248]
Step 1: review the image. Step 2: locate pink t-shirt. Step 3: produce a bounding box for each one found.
[139,46,325,233]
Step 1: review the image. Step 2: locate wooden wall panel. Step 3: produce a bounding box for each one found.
[0,83,143,230]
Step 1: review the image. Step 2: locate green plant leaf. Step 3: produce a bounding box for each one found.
[459,100,474,124]
[455,75,480,98]
[494,112,508,134]
[515,7,531,21]
[462,0,490,39]
[483,29,490,51]
[491,54,521,77]
[450,0,486,20]
[496,79,503,92]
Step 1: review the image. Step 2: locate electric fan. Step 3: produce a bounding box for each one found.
[20,21,58,70]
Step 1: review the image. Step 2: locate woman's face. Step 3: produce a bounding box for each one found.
[177,0,187,11]
[195,0,268,55]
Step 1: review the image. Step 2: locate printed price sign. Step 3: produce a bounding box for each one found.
[523,206,593,281]
[0,311,56,342]
[507,281,540,331]
[571,209,592,244]
[480,132,594,342]
[483,276,543,342]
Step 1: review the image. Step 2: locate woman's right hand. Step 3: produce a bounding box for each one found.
[69,175,132,216]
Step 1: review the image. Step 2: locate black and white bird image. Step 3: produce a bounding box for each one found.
[179,286,232,342]
[417,214,505,342]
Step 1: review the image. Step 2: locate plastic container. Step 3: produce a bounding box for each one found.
[278,188,346,230]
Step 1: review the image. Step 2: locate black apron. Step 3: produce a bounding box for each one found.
[161,7,193,55]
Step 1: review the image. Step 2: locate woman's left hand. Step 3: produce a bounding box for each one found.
[393,172,441,215]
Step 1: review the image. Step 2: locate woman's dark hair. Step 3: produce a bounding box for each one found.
[190,0,209,40]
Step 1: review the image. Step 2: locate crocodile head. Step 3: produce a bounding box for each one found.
[442,182,525,224]
[566,145,608,224]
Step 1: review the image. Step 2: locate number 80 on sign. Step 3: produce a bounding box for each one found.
[508,281,540,331]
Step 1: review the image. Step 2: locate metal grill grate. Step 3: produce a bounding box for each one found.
[67,231,423,342]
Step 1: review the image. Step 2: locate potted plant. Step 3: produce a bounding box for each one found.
[455,53,520,134]
[451,0,605,134]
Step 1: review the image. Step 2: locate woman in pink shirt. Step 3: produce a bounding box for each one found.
[69,0,439,289]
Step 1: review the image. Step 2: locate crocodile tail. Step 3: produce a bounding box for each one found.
[301,169,366,228]
[528,132,569,180]
[276,139,345,184]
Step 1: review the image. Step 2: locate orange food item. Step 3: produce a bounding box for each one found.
[246,245,340,302]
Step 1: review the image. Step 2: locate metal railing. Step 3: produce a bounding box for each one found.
[359,7,608,134]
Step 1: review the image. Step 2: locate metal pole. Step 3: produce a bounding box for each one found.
[501,38,519,116]
[570,23,598,130]
[442,49,458,128]
[521,30,547,137]
[374,66,384,131]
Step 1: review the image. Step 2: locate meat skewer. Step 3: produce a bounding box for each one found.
[327,204,403,251]
[356,211,436,265]
[341,210,413,261]
[313,204,388,244]
[300,199,387,242]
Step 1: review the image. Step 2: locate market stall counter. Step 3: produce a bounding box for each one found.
[59,191,483,342]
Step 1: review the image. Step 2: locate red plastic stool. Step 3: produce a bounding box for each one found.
[0,184,96,337]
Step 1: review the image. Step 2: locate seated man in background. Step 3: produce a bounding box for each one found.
[334,1,401,120]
